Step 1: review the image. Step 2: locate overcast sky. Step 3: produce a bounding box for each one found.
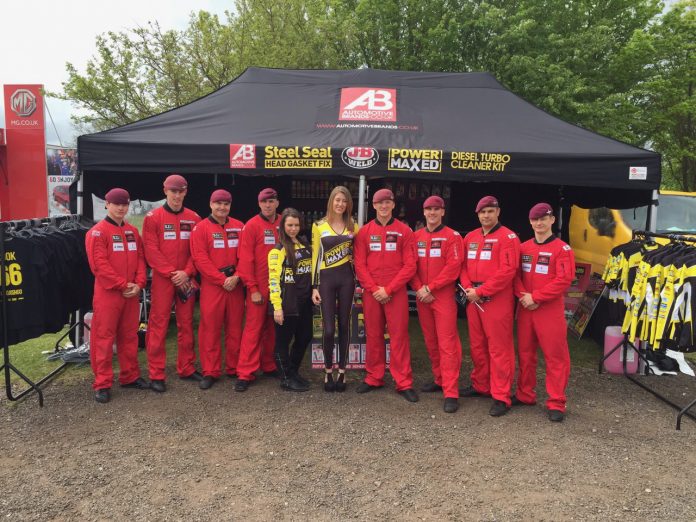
[0,0,231,146]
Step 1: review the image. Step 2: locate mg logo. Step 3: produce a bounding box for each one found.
[10,89,37,118]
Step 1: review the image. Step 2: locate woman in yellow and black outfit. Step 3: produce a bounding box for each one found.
[269,208,313,392]
[311,186,359,392]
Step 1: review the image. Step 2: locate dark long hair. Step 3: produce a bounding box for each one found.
[277,208,305,268]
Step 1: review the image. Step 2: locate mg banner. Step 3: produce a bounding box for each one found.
[2,84,48,220]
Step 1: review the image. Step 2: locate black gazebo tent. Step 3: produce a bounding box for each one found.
[77,67,660,227]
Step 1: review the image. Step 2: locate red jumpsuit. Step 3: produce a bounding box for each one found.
[85,217,147,390]
[514,237,575,412]
[236,213,281,381]
[460,223,520,405]
[354,218,416,391]
[411,225,463,399]
[190,216,245,378]
[142,204,201,380]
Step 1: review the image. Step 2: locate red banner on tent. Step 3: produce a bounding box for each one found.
[2,84,48,220]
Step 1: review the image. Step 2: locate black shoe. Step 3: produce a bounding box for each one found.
[356,382,382,394]
[511,395,535,406]
[199,376,215,390]
[180,370,204,382]
[263,370,280,378]
[235,379,251,392]
[459,385,490,398]
[324,372,335,392]
[335,372,347,393]
[281,375,310,392]
[489,400,510,417]
[150,380,166,393]
[548,409,565,422]
[121,377,150,390]
[421,382,443,393]
[444,398,459,413]
[293,372,310,387]
[398,388,419,403]
[95,388,111,403]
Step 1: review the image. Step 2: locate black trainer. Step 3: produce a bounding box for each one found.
[150,380,166,393]
[293,372,310,387]
[121,377,150,390]
[95,388,111,403]
[355,382,382,394]
[235,379,251,392]
[459,385,490,398]
[180,370,204,382]
[511,395,535,406]
[548,409,565,422]
[421,382,443,393]
[398,388,419,403]
[443,398,459,413]
[199,376,215,390]
[281,375,310,392]
[489,400,510,417]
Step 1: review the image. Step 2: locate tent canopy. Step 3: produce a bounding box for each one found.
[78,67,660,208]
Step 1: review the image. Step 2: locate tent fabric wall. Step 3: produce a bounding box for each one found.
[78,67,660,209]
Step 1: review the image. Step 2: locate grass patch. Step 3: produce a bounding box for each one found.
[2,314,604,392]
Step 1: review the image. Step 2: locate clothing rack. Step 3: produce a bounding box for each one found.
[0,214,83,406]
[599,229,696,430]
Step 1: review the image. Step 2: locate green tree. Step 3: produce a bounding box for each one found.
[614,1,695,190]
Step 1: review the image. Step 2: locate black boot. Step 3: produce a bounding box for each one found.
[335,371,347,392]
[324,370,335,392]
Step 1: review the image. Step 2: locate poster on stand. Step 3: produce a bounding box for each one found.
[564,262,592,320]
[311,286,390,369]
[46,147,77,217]
[567,273,607,339]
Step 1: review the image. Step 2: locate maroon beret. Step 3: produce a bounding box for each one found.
[210,189,232,203]
[258,188,278,201]
[529,202,554,219]
[164,174,188,190]
[423,195,445,209]
[372,188,394,203]
[475,195,499,213]
[105,188,130,205]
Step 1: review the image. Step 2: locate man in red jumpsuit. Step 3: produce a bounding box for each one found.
[235,188,281,392]
[354,188,419,402]
[190,189,245,390]
[411,195,463,413]
[142,174,202,392]
[514,202,575,422]
[460,195,520,416]
[86,188,149,403]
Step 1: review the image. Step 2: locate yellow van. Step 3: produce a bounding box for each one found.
[569,190,696,275]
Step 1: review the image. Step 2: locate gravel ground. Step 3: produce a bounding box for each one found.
[2,362,696,521]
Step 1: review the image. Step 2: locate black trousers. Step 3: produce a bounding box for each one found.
[319,263,355,369]
[274,298,313,377]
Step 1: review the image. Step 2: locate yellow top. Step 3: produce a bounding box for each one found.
[311,220,359,286]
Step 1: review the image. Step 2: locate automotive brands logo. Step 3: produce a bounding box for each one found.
[388,148,442,173]
[341,147,379,169]
[264,146,332,169]
[10,89,37,117]
[229,144,256,169]
[339,88,397,122]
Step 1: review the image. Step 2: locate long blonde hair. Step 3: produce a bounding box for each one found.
[324,185,354,231]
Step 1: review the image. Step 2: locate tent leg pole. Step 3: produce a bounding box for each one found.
[77,171,84,215]
[358,175,366,227]
[647,189,658,232]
